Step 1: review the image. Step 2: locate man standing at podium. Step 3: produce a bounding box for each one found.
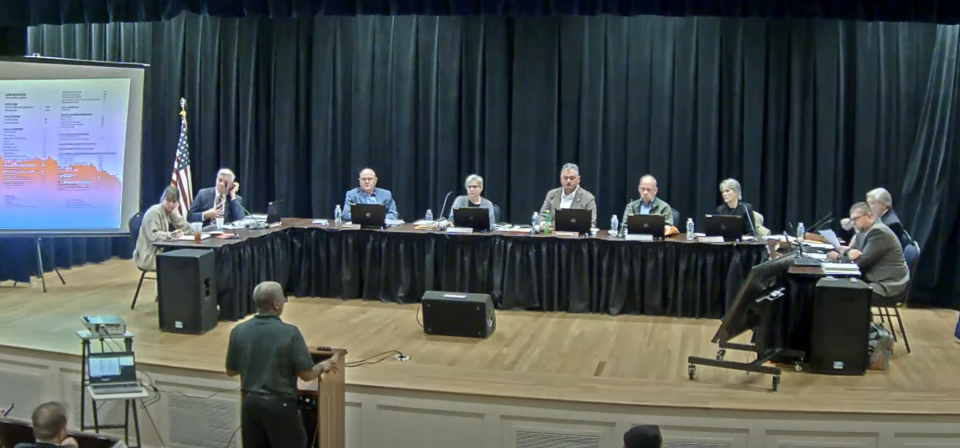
[226,281,339,448]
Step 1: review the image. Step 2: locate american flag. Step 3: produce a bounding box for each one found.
[170,113,193,217]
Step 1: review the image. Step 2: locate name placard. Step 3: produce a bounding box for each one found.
[698,236,725,243]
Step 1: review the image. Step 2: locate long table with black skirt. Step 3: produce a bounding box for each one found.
[155,219,768,321]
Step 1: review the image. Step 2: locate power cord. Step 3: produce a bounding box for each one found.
[346,350,406,368]
[416,304,423,328]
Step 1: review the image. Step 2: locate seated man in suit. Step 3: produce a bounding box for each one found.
[342,167,399,221]
[621,174,673,233]
[539,163,597,227]
[828,202,909,296]
[13,402,78,447]
[841,187,910,249]
[827,202,906,364]
[134,186,193,272]
[187,168,244,225]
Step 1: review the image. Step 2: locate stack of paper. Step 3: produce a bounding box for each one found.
[821,262,861,275]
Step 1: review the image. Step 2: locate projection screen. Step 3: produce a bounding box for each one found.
[0,56,146,236]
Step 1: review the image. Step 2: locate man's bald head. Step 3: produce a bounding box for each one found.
[32,402,69,443]
[638,175,659,203]
[358,168,378,194]
[253,281,286,315]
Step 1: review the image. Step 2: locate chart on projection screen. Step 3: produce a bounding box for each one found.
[0,77,131,230]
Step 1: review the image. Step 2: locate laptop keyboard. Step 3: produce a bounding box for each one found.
[91,383,142,394]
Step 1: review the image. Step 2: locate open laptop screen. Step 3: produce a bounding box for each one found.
[88,352,137,384]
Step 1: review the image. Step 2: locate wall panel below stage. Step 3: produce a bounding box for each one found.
[1,348,958,448]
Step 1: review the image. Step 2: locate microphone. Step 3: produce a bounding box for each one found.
[810,217,835,233]
[438,191,453,222]
[739,202,758,238]
[2,403,13,417]
[805,212,832,233]
[236,200,266,229]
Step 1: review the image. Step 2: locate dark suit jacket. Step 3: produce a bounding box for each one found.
[879,208,909,248]
[841,221,909,296]
[187,187,244,225]
[539,186,597,227]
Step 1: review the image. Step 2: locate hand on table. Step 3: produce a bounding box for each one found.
[847,249,862,261]
[826,251,840,261]
[170,230,184,239]
[61,436,79,447]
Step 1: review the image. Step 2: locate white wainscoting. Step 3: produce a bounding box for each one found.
[1,348,958,448]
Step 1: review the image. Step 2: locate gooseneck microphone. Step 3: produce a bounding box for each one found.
[739,201,758,238]
[236,199,266,229]
[438,191,453,221]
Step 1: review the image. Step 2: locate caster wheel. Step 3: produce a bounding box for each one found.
[687,364,696,380]
[772,375,781,391]
[716,349,726,361]
[794,363,803,372]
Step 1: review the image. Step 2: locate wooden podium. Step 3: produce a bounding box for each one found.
[297,347,347,448]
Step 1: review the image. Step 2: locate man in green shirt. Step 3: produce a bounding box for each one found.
[226,281,338,448]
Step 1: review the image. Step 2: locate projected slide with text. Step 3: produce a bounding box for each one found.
[0,78,130,231]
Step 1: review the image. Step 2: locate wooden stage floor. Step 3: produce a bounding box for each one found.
[2,259,959,416]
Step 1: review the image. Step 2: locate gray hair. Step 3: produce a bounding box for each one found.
[253,281,285,312]
[850,202,873,217]
[464,174,484,188]
[161,185,179,203]
[560,163,580,176]
[217,168,236,182]
[866,187,892,208]
[719,178,741,194]
[639,174,658,186]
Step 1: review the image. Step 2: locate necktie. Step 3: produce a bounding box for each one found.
[215,195,224,215]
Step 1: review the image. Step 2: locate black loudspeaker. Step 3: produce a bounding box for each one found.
[809,277,872,375]
[0,26,26,56]
[157,248,218,334]
[421,291,496,339]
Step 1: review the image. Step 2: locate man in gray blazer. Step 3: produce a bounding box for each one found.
[828,202,909,297]
[539,163,597,227]
[188,168,245,225]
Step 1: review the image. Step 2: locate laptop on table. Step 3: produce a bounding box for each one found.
[554,209,592,234]
[704,215,744,242]
[87,352,143,395]
[627,214,665,237]
[266,199,283,224]
[351,204,386,228]
[453,207,491,231]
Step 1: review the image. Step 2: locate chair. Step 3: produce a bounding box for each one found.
[129,212,155,310]
[493,204,502,223]
[872,240,920,353]
[670,208,680,227]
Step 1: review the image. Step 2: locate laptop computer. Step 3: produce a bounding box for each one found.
[704,215,744,242]
[87,352,143,395]
[351,204,386,228]
[266,199,283,224]
[554,209,592,234]
[453,207,491,231]
[627,214,665,237]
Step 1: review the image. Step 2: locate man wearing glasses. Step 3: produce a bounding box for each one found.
[827,202,908,367]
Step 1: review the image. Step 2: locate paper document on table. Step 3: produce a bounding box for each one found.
[818,229,842,248]
[802,241,835,250]
[177,234,209,241]
[805,252,828,260]
[821,262,859,271]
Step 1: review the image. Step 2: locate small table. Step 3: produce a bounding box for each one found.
[86,386,148,448]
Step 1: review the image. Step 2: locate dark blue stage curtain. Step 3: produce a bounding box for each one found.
[3,0,960,27]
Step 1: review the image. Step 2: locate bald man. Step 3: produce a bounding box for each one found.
[341,168,399,221]
[620,175,674,233]
[226,281,339,448]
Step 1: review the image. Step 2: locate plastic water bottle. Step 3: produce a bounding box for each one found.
[543,210,551,234]
[334,205,342,226]
[426,209,433,222]
[610,215,619,236]
[797,222,805,242]
[686,218,695,240]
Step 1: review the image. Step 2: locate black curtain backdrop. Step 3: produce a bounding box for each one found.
[3,13,958,309]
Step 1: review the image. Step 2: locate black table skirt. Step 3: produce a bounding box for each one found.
[213,228,767,321]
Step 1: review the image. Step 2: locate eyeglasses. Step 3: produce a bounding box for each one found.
[850,214,867,221]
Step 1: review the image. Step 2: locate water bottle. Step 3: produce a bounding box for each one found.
[426,209,434,221]
[543,210,551,234]
[334,204,342,226]
[797,222,805,242]
[531,212,539,227]
[610,215,619,236]
[686,218,695,240]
